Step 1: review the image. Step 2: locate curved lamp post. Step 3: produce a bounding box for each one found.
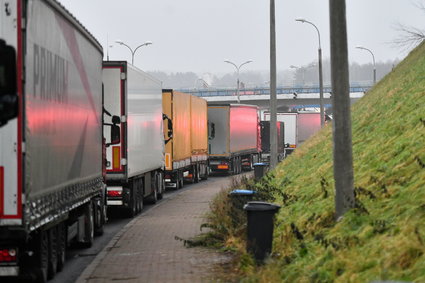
[356,45,376,85]
[295,18,325,127]
[224,59,253,103]
[115,40,152,65]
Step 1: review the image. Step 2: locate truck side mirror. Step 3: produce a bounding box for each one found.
[110,124,120,145]
[162,114,173,143]
[112,115,121,125]
[0,40,18,127]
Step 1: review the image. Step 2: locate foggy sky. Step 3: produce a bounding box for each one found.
[59,0,423,74]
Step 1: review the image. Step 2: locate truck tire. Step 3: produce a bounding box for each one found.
[81,202,94,247]
[136,179,144,213]
[32,230,48,283]
[126,185,137,218]
[47,227,58,279]
[157,172,164,200]
[201,165,209,180]
[56,223,66,272]
[194,165,200,183]
[94,198,105,236]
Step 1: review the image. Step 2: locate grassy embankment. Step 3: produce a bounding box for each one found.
[205,41,425,282]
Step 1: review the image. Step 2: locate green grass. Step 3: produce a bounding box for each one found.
[206,41,425,282]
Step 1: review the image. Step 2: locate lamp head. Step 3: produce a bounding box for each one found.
[355,45,364,50]
[115,40,123,45]
[144,41,153,46]
[290,65,298,69]
[295,18,306,23]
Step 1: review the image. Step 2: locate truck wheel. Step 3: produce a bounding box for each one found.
[194,165,200,183]
[47,228,58,279]
[56,223,66,272]
[126,186,137,218]
[179,173,184,189]
[32,230,48,283]
[94,199,105,236]
[157,172,164,200]
[201,165,209,180]
[138,179,144,212]
[82,202,94,247]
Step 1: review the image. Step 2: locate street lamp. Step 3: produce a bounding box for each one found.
[356,45,376,84]
[295,18,325,127]
[224,59,253,103]
[115,40,152,65]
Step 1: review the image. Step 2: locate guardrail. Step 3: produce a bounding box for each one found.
[177,86,371,97]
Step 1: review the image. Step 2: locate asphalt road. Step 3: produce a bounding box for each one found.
[49,176,228,283]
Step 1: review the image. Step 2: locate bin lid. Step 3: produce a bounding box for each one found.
[253,163,269,166]
[243,201,281,211]
[229,189,256,196]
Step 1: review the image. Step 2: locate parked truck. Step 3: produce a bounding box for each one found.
[263,111,321,156]
[0,1,112,281]
[208,104,261,174]
[162,90,209,189]
[297,111,321,144]
[260,121,285,162]
[263,112,298,156]
[103,61,165,217]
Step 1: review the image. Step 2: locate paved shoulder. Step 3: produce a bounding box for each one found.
[77,176,236,283]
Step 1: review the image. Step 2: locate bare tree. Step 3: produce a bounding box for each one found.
[393,1,425,50]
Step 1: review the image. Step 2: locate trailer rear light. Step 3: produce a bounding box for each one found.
[186,174,193,179]
[289,145,296,148]
[217,164,229,169]
[107,190,122,197]
[112,146,121,170]
[0,248,17,263]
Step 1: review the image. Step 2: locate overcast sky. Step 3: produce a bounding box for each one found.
[59,0,423,74]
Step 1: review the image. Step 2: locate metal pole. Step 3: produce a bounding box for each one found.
[329,0,355,219]
[269,0,278,168]
[318,47,324,127]
[295,19,325,127]
[356,46,376,85]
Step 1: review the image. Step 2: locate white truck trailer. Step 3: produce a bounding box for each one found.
[264,111,321,156]
[0,1,111,281]
[264,112,298,156]
[102,61,165,217]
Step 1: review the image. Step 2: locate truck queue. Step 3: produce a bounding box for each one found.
[0,1,321,282]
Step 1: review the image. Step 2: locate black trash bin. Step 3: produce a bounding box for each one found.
[253,163,269,180]
[229,190,256,226]
[244,201,280,262]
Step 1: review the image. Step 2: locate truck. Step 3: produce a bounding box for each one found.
[162,90,209,189]
[297,111,321,144]
[208,104,261,174]
[263,112,298,156]
[0,1,112,281]
[102,61,165,217]
[263,111,321,155]
[260,121,285,162]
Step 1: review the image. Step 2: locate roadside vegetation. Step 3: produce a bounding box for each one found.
[204,41,425,282]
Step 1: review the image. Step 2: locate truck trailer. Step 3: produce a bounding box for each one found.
[162,90,209,189]
[260,121,285,162]
[103,61,165,217]
[0,0,110,281]
[263,111,321,155]
[208,104,261,174]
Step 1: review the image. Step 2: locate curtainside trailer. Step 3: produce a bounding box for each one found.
[162,90,209,189]
[102,61,165,217]
[208,104,261,174]
[0,0,111,281]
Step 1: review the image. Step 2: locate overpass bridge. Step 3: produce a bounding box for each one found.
[178,86,370,111]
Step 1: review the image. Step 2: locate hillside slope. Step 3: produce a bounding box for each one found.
[242,42,425,282]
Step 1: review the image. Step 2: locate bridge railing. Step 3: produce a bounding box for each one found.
[177,86,371,97]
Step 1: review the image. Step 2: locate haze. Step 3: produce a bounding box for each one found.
[59,0,423,74]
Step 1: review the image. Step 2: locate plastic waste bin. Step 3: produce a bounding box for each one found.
[253,163,269,180]
[229,190,256,227]
[244,201,280,262]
